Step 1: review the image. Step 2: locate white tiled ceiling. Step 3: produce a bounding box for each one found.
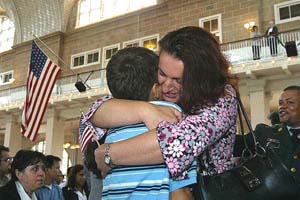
[0,0,75,44]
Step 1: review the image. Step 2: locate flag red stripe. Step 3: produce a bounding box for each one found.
[31,65,61,141]
[80,128,92,144]
[80,133,93,153]
[80,127,93,152]
[23,72,35,125]
[26,61,52,127]
[23,76,38,133]
[27,73,35,108]
[24,61,60,140]
[29,65,60,141]
[22,69,36,134]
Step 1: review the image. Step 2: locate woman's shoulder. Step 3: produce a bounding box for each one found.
[62,186,78,200]
[224,84,237,97]
[0,181,19,199]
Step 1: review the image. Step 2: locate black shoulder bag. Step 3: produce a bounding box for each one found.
[192,95,300,200]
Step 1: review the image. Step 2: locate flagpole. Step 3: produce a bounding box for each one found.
[32,34,85,82]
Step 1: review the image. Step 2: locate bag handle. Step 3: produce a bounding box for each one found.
[198,90,265,174]
[236,95,266,160]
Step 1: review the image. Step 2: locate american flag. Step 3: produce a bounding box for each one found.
[79,115,96,153]
[21,41,61,141]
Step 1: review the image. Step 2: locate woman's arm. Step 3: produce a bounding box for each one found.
[90,98,181,129]
[90,98,147,128]
[94,129,163,177]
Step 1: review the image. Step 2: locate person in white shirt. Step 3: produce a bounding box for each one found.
[265,20,279,56]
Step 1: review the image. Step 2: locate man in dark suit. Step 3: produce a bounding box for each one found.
[265,20,279,56]
[235,85,300,183]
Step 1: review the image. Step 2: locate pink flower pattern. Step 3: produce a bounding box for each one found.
[156,85,237,178]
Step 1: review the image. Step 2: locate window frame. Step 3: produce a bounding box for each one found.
[102,43,121,68]
[76,0,102,28]
[122,34,159,52]
[70,48,101,69]
[140,34,159,52]
[122,39,140,48]
[274,0,300,24]
[76,0,157,28]
[0,70,14,86]
[199,14,222,43]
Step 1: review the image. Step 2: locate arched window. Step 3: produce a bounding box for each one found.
[77,0,157,28]
[31,141,72,176]
[0,16,14,52]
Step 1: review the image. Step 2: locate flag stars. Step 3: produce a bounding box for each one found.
[30,42,47,79]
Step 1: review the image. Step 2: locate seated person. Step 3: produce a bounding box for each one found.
[0,150,46,200]
[36,155,64,200]
[83,47,196,200]
[234,85,300,186]
[62,164,89,200]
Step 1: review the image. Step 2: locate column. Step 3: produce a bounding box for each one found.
[247,80,270,128]
[45,109,64,158]
[4,114,22,155]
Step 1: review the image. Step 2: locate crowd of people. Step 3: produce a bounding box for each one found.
[0,148,89,200]
[0,25,299,200]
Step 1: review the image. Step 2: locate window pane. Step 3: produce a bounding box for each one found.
[91,0,101,7]
[279,7,290,20]
[143,38,157,50]
[74,57,79,66]
[203,21,211,32]
[79,14,89,26]
[211,19,218,32]
[87,54,93,63]
[112,48,118,55]
[79,0,90,12]
[79,56,84,65]
[87,52,99,63]
[0,16,14,52]
[125,42,139,48]
[106,49,112,59]
[4,73,12,83]
[77,0,156,27]
[90,9,101,23]
[291,4,300,17]
[93,52,99,62]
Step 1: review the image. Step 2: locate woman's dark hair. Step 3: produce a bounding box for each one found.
[159,26,237,114]
[66,164,84,189]
[11,150,46,181]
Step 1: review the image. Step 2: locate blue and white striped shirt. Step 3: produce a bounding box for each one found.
[102,101,197,200]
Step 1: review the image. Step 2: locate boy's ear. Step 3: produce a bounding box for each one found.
[149,83,162,101]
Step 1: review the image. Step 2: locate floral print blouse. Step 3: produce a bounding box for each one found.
[157,85,237,178]
[82,85,237,179]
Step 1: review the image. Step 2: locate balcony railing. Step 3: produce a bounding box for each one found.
[221,29,300,64]
[0,29,299,108]
[0,69,108,108]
